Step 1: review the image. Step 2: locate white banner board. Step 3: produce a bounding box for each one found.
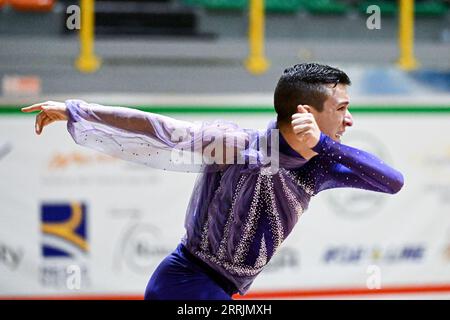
[1,110,450,299]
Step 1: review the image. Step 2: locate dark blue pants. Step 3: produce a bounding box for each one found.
[144,244,237,300]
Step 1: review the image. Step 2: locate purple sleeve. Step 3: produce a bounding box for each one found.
[65,99,253,172]
[309,133,404,194]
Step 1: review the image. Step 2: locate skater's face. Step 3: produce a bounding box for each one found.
[309,83,353,142]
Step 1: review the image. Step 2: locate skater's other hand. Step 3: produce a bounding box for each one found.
[21,101,68,135]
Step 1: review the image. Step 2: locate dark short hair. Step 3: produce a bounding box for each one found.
[274,63,351,125]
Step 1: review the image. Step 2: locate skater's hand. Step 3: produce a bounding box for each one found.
[291,105,321,149]
[21,101,68,135]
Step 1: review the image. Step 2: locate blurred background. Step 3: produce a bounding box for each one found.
[0,0,449,299]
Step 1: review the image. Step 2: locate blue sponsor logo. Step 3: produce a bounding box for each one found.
[323,245,425,265]
[41,202,88,258]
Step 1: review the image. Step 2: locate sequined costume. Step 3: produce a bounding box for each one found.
[66,99,404,297]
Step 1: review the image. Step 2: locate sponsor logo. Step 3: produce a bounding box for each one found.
[114,221,172,275]
[323,244,425,265]
[0,242,23,271]
[39,263,88,290]
[41,202,88,257]
[48,151,117,170]
[42,150,158,188]
[39,202,90,289]
[325,130,391,219]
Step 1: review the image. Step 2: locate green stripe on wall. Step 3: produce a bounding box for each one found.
[1,104,450,115]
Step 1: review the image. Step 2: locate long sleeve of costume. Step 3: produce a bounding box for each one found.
[308,133,404,194]
[65,99,254,173]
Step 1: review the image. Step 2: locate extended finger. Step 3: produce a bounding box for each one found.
[21,102,47,113]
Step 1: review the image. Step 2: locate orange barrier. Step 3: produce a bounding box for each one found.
[9,0,54,12]
[236,283,450,299]
[2,283,450,300]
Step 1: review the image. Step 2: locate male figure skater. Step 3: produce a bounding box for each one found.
[22,63,404,300]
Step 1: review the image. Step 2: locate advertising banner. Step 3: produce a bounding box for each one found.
[1,109,450,299]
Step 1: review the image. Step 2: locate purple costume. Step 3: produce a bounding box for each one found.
[65,99,404,298]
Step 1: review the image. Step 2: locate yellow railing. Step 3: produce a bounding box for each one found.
[76,0,101,73]
[397,0,419,71]
[245,0,270,75]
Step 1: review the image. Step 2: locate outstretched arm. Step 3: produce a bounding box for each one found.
[21,100,250,172]
[22,99,200,138]
[308,133,404,195]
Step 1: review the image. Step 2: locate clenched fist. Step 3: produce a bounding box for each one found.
[21,101,68,135]
[291,105,321,149]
